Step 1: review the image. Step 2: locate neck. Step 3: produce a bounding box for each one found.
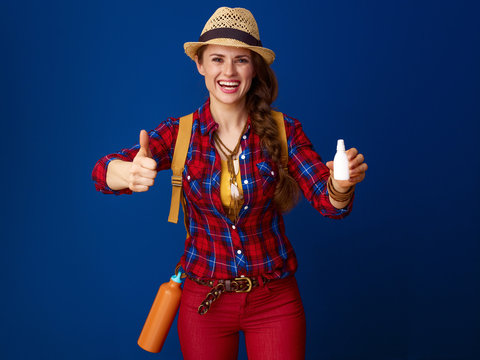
[209,96,248,132]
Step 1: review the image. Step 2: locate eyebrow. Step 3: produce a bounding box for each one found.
[209,54,251,58]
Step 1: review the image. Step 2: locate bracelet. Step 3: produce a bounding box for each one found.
[327,176,354,203]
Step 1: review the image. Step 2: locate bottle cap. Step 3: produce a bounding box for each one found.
[336,139,345,151]
[171,271,184,284]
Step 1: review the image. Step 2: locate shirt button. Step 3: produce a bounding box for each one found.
[242,135,247,140]
[271,171,275,176]
[232,225,236,230]
[241,155,245,160]
[244,179,248,185]
[240,274,245,278]
[244,205,248,210]
[237,249,242,254]
[187,175,191,181]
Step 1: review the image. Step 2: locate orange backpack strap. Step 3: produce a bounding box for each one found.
[168,113,193,224]
[271,110,288,169]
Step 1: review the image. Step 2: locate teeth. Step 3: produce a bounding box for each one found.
[219,81,239,87]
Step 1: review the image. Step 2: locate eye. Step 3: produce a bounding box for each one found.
[237,58,249,64]
[212,57,223,63]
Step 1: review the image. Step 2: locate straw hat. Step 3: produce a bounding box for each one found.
[184,7,275,65]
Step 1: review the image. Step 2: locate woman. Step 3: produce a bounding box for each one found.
[92,7,367,360]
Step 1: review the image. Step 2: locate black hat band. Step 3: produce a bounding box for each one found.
[199,28,262,47]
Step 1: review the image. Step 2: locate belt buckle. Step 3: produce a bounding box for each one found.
[234,277,253,292]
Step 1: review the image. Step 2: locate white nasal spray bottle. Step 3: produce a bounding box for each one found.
[333,139,350,181]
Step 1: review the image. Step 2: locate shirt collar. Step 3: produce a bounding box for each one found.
[199,98,218,136]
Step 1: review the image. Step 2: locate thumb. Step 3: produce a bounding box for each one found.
[325,161,334,177]
[138,130,152,158]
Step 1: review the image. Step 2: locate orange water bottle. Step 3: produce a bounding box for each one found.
[137,271,183,353]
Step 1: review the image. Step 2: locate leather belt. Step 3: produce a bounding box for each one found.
[187,275,271,315]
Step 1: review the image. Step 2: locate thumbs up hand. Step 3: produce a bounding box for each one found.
[129,130,158,192]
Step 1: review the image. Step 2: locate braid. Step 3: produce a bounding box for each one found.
[246,52,300,212]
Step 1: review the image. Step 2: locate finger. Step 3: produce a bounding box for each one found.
[348,174,365,184]
[349,153,365,169]
[138,156,157,170]
[325,161,333,170]
[139,130,151,158]
[346,148,358,160]
[350,162,368,175]
[130,184,149,192]
[130,162,157,178]
[138,167,157,180]
[132,176,155,187]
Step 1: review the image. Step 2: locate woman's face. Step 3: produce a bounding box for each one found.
[195,44,255,107]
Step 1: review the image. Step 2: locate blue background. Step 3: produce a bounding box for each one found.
[1,0,479,359]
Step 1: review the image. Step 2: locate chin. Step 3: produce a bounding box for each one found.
[213,92,246,106]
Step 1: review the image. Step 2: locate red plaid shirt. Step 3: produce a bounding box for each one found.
[92,99,354,280]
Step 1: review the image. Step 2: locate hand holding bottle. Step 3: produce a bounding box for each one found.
[325,145,368,191]
[129,130,158,192]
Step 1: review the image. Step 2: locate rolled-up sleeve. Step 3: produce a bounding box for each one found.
[284,114,354,219]
[92,117,179,195]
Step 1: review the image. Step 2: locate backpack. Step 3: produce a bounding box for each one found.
[167,111,288,225]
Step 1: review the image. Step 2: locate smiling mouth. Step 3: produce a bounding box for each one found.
[218,80,240,90]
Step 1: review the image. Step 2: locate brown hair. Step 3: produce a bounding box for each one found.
[197,46,300,212]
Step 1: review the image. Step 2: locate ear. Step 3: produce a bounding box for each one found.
[195,55,205,76]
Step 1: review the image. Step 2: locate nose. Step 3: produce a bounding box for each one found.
[223,59,237,77]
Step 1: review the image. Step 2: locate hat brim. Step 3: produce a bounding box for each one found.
[184,38,275,65]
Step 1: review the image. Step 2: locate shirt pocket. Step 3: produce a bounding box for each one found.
[183,161,206,201]
[256,161,277,197]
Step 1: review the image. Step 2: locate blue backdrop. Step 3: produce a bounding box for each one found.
[2,1,479,359]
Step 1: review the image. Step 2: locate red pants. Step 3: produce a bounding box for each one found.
[177,275,306,360]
